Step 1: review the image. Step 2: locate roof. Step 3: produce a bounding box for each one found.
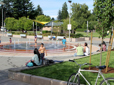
[44,22,63,27]
[33,20,49,25]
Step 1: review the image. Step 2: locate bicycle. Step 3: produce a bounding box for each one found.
[67,60,114,85]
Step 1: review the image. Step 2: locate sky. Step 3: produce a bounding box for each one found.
[31,0,94,19]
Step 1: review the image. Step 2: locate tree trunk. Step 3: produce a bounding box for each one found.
[100,36,103,66]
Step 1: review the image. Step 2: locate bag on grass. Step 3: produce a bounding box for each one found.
[26,62,33,67]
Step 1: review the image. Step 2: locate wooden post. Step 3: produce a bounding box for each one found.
[89,32,93,70]
[105,30,114,72]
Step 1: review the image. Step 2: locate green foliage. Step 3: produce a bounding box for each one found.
[94,0,114,38]
[61,2,68,19]
[5,17,33,31]
[63,18,78,31]
[82,22,86,29]
[42,31,51,34]
[57,10,62,21]
[4,17,17,31]
[74,33,84,38]
[35,5,43,15]
[36,15,51,22]
[24,19,33,31]
[71,3,91,28]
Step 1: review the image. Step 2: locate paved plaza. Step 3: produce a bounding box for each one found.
[0,33,114,85]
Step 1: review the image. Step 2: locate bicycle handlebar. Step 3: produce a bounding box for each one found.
[69,60,92,67]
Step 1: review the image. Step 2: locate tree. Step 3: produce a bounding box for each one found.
[61,2,68,19]
[4,17,17,31]
[51,17,55,21]
[35,5,43,16]
[18,17,27,30]
[63,18,78,33]
[36,15,51,22]
[71,3,91,29]
[57,10,62,21]
[2,0,35,19]
[94,0,114,66]
[24,19,32,31]
[36,15,51,30]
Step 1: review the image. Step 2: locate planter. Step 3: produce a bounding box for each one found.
[75,38,85,42]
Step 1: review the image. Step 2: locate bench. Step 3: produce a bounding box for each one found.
[57,36,64,40]
[48,36,56,40]
[20,34,26,38]
[7,33,13,37]
[37,35,43,39]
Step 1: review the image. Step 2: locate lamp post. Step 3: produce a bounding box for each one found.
[0,2,5,27]
[51,21,53,36]
[68,0,72,42]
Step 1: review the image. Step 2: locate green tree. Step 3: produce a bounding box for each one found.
[24,19,32,31]
[18,17,27,30]
[71,3,91,29]
[82,22,86,29]
[57,10,62,21]
[94,0,114,66]
[35,5,43,16]
[63,18,78,33]
[62,2,68,19]
[36,15,51,22]
[4,17,17,31]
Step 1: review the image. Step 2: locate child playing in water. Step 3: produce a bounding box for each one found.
[9,38,12,43]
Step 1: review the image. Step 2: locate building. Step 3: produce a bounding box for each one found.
[42,22,63,31]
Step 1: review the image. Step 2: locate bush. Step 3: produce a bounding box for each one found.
[73,33,84,38]
[42,30,51,34]
[70,33,75,38]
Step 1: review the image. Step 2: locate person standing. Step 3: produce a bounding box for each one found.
[62,37,66,51]
[9,38,12,43]
[0,36,1,43]
[39,43,47,65]
[34,37,37,46]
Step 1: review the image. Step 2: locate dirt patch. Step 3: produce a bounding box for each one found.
[84,67,114,74]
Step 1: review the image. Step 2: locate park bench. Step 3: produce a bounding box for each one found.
[37,35,43,39]
[20,34,26,38]
[57,36,64,40]
[7,33,13,37]
[48,36,56,40]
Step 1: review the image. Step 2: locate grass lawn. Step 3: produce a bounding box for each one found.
[22,52,114,84]
[76,32,111,38]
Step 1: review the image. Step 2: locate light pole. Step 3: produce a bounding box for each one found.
[87,21,88,36]
[51,21,53,36]
[0,2,5,27]
[68,0,72,42]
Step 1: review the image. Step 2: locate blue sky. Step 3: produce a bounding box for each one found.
[31,0,94,19]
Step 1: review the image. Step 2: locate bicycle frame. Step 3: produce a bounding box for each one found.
[74,68,108,85]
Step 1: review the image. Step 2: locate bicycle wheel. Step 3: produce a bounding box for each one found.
[67,73,80,85]
[100,78,114,85]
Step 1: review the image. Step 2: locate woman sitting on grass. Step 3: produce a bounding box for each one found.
[26,48,41,67]
[83,42,90,56]
[74,44,84,57]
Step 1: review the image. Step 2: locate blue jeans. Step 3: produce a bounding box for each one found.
[74,53,83,57]
[40,53,44,65]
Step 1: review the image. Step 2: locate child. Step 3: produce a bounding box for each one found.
[0,36,1,43]
[9,38,12,43]
[96,44,101,52]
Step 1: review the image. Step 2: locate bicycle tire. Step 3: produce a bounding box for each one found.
[67,73,80,85]
[100,77,114,85]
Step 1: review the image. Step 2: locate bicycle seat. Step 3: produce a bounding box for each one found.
[96,65,106,69]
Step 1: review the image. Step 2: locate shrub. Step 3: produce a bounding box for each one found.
[73,33,84,38]
[59,33,65,36]
[42,31,51,34]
